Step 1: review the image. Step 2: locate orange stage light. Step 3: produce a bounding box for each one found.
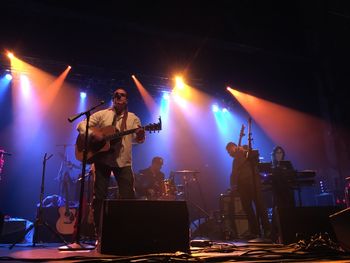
[7,52,14,59]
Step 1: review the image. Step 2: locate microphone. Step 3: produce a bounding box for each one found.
[68,100,105,122]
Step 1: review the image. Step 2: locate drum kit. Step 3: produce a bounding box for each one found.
[55,145,204,208]
[157,170,201,201]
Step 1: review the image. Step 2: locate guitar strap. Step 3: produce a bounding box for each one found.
[112,109,128,132]
[111,111,117,126]
[120,110,128,132]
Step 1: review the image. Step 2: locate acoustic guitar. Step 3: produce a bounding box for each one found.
[56,175,77,235]
[75,118,162,163]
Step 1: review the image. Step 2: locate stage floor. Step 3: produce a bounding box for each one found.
[1,239,350,263]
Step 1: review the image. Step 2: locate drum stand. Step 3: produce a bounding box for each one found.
[173,170,210,237]
[9,153,68,249]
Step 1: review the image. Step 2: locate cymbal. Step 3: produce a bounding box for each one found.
[173,170,200,174]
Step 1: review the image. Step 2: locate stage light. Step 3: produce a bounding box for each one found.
[175,76,185,89]
[162,92,170,100]
[20,74,30,98]
[7,52,14,59]
[68,65,72,69]
[212,104,219,112]
[222,108,228,113]
[80,92,87,99]
[5,73,12,81]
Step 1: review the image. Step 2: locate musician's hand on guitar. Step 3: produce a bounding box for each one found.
[135,126,145,143]
[91,129,104,141]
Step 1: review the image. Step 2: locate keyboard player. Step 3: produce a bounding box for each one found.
[270,146,296,209]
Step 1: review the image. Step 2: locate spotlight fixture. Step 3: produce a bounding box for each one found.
[162,92,170,100]
[7,52,14,59]
[80,91,87,99]
[212,104,219,112]
[5,73,12,81]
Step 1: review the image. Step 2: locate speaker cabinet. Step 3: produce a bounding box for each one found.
[98,200,190,255]
[329,207,350,252]
[0,219,26,243]
[220,193,249,239]
[276,206,340,244]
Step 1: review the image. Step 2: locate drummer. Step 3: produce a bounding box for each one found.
[135,156,165,200]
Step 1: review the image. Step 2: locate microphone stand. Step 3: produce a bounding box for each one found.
[246,117,271,243]
[59,100,105,251]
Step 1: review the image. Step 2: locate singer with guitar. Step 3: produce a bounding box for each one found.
[76,88,146,238]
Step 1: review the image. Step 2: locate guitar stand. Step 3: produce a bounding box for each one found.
[9,153,68,249]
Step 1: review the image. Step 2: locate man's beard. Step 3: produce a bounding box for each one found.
[114,103,126,114]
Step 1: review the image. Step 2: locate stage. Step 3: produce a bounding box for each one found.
[1,239,350,263]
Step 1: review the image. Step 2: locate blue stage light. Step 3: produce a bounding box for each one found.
[80,92,87,99]
[5,73,12,81]
[162,92,170,100]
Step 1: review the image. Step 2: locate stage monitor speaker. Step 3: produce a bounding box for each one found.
[0,219,26,243]
[98,200,190,255]
[329,207,350,252]
[276,206,340,244]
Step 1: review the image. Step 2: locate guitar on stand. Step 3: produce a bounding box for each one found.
[56,175,77,235]
[10,153,68,249]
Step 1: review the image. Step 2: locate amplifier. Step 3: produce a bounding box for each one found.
[98,200,190,255]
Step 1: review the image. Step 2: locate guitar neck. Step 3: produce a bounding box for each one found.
[248,117,252,150]
[105,128,139,141]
